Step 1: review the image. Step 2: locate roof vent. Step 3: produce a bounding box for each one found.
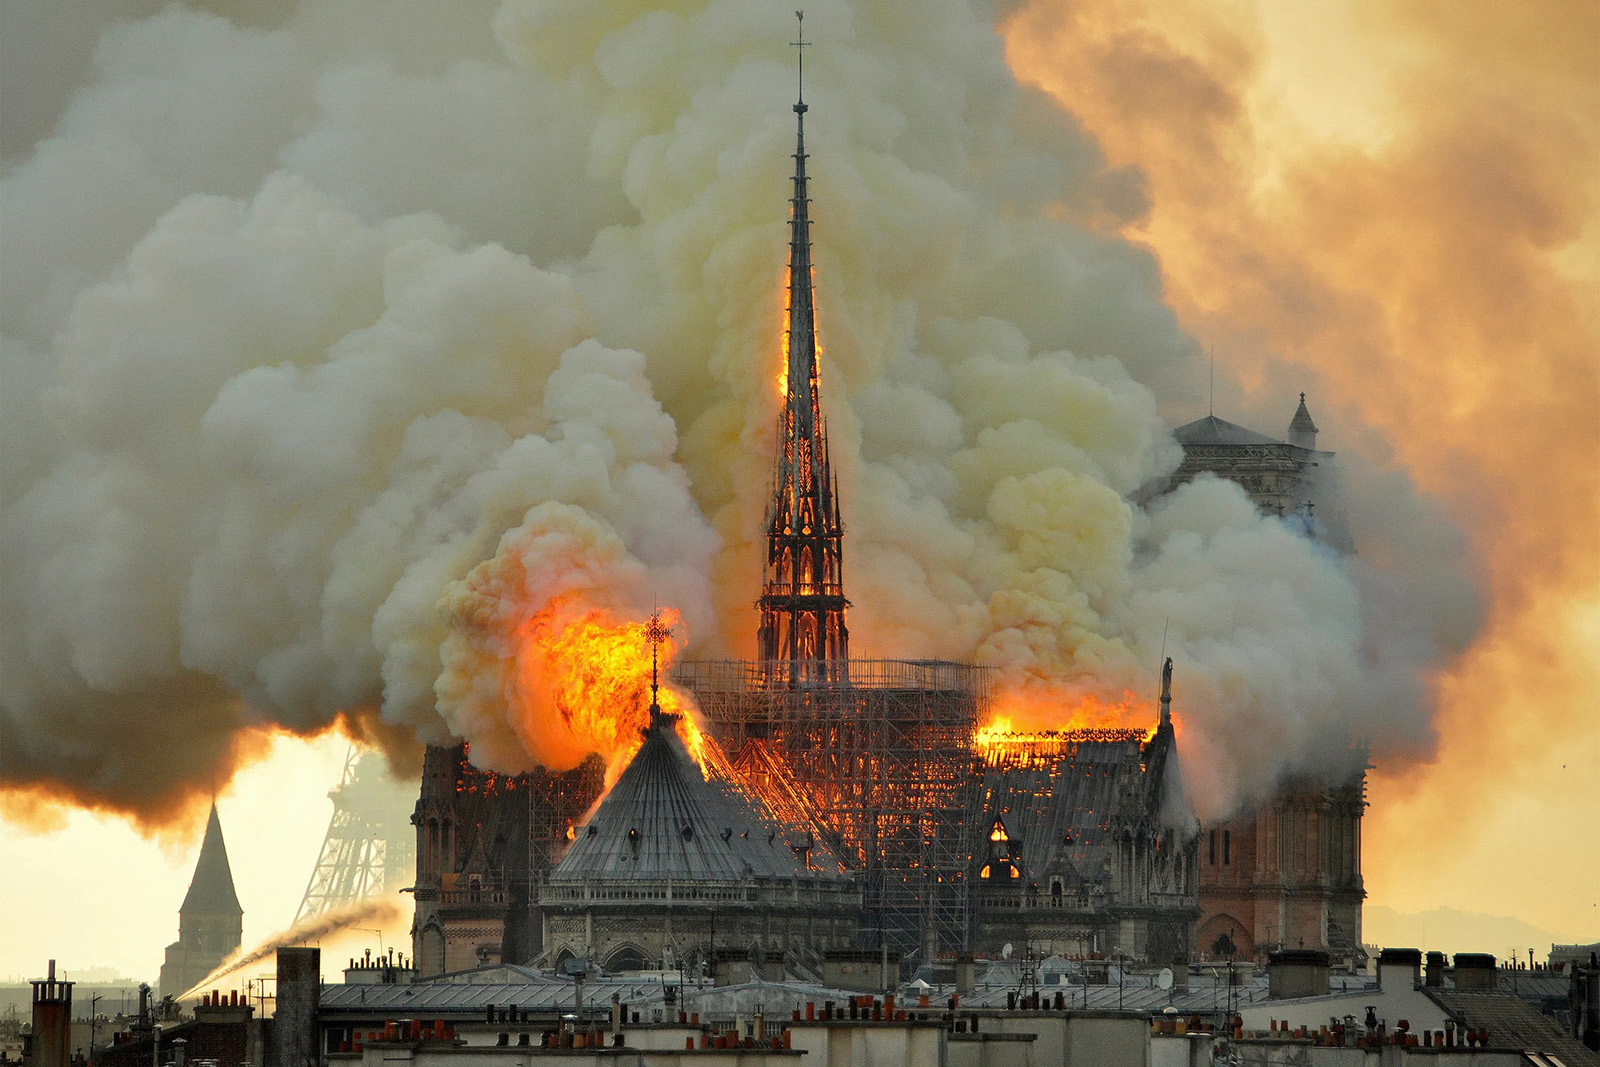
[681,825,694,841]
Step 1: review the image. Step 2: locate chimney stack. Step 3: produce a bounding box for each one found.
[1453,954,1496,991]
[1268,950,1331,999]
[28,962,73,1067]
[1377,948,1422,991]
[1426,952,1446,987]
[270,948,320,1067]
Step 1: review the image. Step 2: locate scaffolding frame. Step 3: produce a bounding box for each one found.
[524,756,606,875]
[672,658,991,962]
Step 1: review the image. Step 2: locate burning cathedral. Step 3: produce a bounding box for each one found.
[410,57,1213,980]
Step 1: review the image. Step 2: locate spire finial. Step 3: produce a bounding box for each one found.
[1300,391,1306,403]
[1159,657,1174,727]
[792,11,808,111]
[643,610,670,711]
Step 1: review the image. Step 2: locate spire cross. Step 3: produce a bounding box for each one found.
[643,610,671,708]
[792,12,809,108]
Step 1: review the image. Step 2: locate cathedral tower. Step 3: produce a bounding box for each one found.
[159,803,243,997]
[756,16,849,684]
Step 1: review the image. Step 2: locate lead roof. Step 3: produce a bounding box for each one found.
[1172,415,1288,448]
[547,707,846,885]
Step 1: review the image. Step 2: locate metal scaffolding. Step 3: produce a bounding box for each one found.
[523,756,606,876]
[671,658,991,962]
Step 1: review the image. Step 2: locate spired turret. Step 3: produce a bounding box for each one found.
[756,14,849,687]
[159,803,244,998]
[1287,392,1319,450]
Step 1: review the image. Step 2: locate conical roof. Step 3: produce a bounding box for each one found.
[1288,393,1319,436]
[180,803,243,917]
[549,708,843,884]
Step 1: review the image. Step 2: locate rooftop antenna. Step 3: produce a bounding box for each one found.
[1208,349,1214,417]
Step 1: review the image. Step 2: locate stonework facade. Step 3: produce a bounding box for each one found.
[410,744,603,976]
[1196,775,1365,961]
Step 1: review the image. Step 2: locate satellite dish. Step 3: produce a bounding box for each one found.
[1158,967,1174,990]
[1002,943,1014,960]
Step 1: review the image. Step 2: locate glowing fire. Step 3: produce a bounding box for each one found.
[777,268,792,398]
[510,599,713,783]
[973,690,1154,760]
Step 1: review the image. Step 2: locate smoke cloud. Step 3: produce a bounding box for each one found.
[1000,0,1597,926]
[1,0,1482,826]
[180,896,401,997]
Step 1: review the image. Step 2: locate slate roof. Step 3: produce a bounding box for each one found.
[548,707,846,884]
[1428,989,1599,1065]
[319,975,666,1014]
[180,803,242,917]
[1172,415,1287,448]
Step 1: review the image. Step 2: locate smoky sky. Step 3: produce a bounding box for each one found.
[0,0,1483,827]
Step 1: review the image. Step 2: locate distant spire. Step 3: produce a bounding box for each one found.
[758,16,849,685]
[180,802,243,918]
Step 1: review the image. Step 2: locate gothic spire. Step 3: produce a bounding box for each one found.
[757,13,849,685]
[180,802,243,918]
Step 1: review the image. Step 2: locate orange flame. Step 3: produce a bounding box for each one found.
[778,268,791,398]
[974,690,1153,760]
[510,599,713,783]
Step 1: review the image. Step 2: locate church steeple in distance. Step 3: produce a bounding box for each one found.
[757,11,849,686]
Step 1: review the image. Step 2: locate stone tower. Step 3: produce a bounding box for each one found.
[159,803,243,997]
[756,21,849,685]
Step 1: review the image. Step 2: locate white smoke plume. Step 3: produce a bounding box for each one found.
[0,0,1479,823]
[179,897,402,997]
